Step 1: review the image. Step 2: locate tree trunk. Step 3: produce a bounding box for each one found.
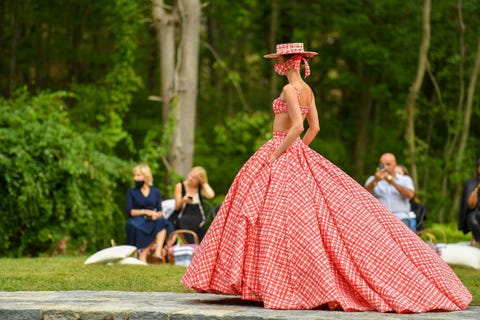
[268,0,279,101]
[152,0,177,123]
[8,0,20,97]
[353,68,373,177]
[171,0,201,177]
[404,0,431,191]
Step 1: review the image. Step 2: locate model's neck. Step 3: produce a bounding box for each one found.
[286,70,302,83]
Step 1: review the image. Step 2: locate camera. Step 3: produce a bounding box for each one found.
[378,163,385,170]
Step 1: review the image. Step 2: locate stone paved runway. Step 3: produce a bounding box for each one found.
[0,291,478,320]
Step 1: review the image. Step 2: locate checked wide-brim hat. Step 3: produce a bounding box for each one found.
[263,43,318,59]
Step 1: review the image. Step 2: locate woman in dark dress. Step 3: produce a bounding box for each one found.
[173,166,215,243]
[126,164,173,263]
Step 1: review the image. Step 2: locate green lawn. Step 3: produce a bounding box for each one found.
[0,256,190,293]
[0,256,478,305]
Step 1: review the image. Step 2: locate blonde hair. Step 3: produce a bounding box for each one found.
[190,166,208,184]
[133,164,153,186]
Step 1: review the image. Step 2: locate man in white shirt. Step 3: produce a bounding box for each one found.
[365,153,415,227]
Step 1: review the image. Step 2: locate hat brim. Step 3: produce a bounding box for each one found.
[263,51,318,59]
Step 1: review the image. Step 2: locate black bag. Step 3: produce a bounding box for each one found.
[168,209,181,230]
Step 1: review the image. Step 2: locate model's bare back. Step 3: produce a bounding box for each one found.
[273,81,313,133]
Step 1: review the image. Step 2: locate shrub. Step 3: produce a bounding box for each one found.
[0,89,129,256]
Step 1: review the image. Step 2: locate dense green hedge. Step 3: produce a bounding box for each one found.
[0,90,130,257]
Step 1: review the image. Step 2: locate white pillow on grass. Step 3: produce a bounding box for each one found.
[84,245,137,265]
[441,243,480,269]
[114,257,147,266]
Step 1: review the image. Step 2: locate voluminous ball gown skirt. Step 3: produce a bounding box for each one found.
[182,131,472,312]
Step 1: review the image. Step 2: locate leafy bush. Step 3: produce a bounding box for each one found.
[425,222,473,244]
[195,111,272,194]
[0,89,129,257]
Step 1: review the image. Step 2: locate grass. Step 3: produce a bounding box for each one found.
[0,256,189,292]
[0,256,478,305]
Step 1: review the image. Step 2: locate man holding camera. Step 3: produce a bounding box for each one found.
[458,158,480,245]
[365,153,415,228]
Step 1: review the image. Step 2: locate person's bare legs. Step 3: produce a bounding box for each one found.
[139,241,155,263]
[154,229,167,261]
[138,229,167,263]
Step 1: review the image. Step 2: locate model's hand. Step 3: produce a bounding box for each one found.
[269,154,277,163]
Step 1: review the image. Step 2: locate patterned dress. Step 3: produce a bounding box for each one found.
[182,92,472,313]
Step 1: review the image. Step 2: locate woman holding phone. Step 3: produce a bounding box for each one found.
[173,166,215,243]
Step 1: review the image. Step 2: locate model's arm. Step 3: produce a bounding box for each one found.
[270,84,304,162]
[302,91,320,146]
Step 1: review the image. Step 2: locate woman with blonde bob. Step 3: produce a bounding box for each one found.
[172,166,215,243]
[125,164,173,263]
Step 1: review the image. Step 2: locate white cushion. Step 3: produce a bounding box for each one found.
[84,245,137,265]
[441,243,480,269]
[115,257,148,266]
[162,199,176,219]
[170,244,197,267]
[173,245,196,256]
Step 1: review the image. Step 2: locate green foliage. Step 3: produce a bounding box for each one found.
[2,0,480,257]
[424,223,473,244]
[195,111,272,194]
[139,97,182,198]
[0,90,128,257]
[68,0,143,152]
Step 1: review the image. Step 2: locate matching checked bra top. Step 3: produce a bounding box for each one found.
[272,83,311,115]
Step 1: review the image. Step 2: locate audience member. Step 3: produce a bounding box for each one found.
[125,164,174,263]
[459,158,480,245]
[171,166,215,243]
[365,153,415,229]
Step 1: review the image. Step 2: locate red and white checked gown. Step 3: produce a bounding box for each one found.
[182,94,472,313]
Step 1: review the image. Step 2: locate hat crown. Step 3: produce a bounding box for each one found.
[276,43,305,55]
[263,42,317,59]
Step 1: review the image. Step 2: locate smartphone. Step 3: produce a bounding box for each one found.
[187,195,193,200]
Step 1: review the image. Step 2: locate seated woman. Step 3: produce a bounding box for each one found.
[126,164,174,263]
[173,166,215,243]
